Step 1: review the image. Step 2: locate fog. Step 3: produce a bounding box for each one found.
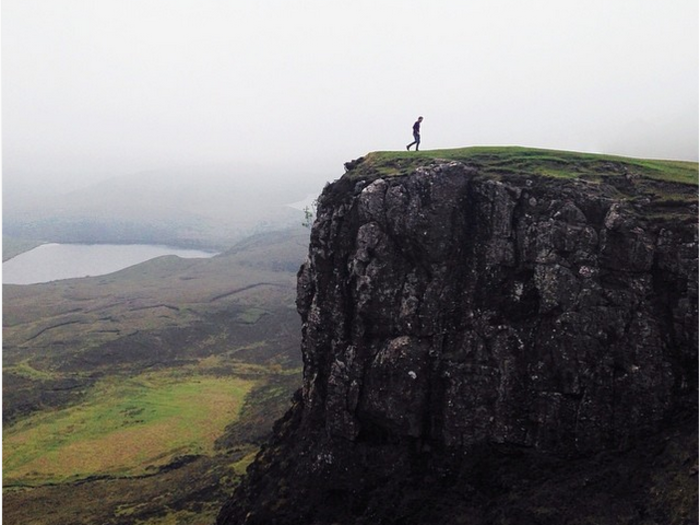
[3,0,698,196]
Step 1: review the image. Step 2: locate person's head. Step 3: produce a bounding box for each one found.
[418,116,423,121]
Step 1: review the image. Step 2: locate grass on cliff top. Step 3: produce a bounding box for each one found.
[344,146,699,185]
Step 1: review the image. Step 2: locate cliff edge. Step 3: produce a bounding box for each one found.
[218,148,698,525]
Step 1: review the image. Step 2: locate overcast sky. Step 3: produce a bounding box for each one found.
[3,0,698,191]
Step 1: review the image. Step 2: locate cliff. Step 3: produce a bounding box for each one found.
[217,148,698,525]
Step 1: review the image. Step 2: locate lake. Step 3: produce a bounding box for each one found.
[2,243,217,285]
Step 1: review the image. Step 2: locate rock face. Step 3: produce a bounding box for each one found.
[218,160,698,525]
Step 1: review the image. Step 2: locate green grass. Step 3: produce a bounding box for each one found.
[4,360,57,381]
[345,146,699,185]
[231,448,259,476]
[236,307,268,324]
[3,369,256,486]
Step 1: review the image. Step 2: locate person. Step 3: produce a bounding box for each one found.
[406,116,423,151]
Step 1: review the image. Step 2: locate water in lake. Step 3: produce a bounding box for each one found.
[3,243,216,285]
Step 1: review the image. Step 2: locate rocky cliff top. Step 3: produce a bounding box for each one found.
[218,148,698,525]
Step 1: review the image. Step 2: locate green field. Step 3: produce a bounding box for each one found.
[4,368,255,486]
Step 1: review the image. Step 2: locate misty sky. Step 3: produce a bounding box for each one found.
[3,0,698,192]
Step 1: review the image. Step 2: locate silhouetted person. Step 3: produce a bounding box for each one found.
[406,116,423,151]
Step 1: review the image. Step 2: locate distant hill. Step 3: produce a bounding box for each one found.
[4,164,327,250]
[2,236,44,262]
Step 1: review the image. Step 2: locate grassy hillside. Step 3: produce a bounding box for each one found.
[3,227,309,525]
[4,369,254,485]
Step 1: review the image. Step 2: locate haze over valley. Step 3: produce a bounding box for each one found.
[4,163,326,251]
